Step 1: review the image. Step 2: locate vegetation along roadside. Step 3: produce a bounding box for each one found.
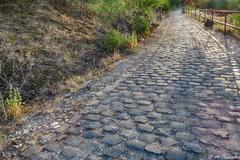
[0,0,182,127]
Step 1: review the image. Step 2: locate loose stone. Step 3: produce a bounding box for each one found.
[84,130,102,139]
[61,146,82,158]
[175,132,195,141]
[166,147,186,160]
[160,137,178,147]
[67,127,82,135]
[103,125,119,133]
[64,136,83,147]
[211,129,229,138]
[43,142,62,153]
[127,139,146,150]
[120,130,138,139]
[86,114,101,121]
[183,142,204,153]
[170,122,187,131]
[103,144,125,158]
[68,115,81,124]
[154,128,170,136]
[20,146,41,158]
[102,135,124,146]
[138,124,154,132]
[145,143,165,155]
[137,100,152,105]
[85,122,102,130]
[134,116,148,124]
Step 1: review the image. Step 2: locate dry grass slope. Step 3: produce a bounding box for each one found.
[0,0,109,101]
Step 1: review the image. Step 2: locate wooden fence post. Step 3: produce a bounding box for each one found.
[211,9,214,27]
[195,9,197,20]
[224,12,227,34]
[199,10,201,21]
[204,10,206,22]
[211,9,213,21]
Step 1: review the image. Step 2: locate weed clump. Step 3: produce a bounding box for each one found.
[0,85,23,121]
[132,16,151,38]
[101,30,126,52]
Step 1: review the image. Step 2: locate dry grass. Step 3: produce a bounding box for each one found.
[0,0,160,126]
[59,52,124,93]
[0,0,128,125]
[0,0,104,101]
[213,23,240,39]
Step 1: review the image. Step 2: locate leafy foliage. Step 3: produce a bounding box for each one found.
[126,33,138,49]
[91,0,171,51]
[100,30,126,52]
[169,0,183,8]
[90,0,170,23]
[229,14,240,27]
[185,0,240,9]
[0,0,175,123]
[6,86,22,119]
[89,0,128,23]
[132,16,151,37]
[0,85,23,120]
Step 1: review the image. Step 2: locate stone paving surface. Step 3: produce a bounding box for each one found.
[3,10,240,160]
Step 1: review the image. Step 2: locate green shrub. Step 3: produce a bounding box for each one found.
[187,0,240,10]
[101,30,126,52]
[90,0,128,23]
[127,33,138,48]
[229,14,240,27]
[234,15,240,27]
[5,85,23,119]
[90,0,171,24]
[136,0,169,10]
[132,16,151,37]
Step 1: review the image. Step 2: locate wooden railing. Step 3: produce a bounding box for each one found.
[185,8,240,34]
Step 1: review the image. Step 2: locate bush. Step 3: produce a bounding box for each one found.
[132,16,151,37]
[101,30,126,52]
[90,0,128,23]
[186,0,240,10]
[230,15,240,27]
[90,0,171,24]
[0,85,23,120]
[127,33,138,49]
[136,0,170,11]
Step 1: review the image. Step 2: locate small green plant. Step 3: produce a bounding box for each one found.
[90,0,128,23]
[101,29,126,52]
[127,33,138,48]
[234,15,240,27]
[132,16,151,37]
[5,85,23,119]
[229,14,240,26]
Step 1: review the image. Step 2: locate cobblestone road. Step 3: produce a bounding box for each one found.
[11,11,240,160]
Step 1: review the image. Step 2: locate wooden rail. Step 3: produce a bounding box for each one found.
[185,8,240,34]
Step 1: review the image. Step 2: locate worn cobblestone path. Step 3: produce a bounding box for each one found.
[8,11,240,160]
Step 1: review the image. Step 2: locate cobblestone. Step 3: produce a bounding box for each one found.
[4,10,240,160]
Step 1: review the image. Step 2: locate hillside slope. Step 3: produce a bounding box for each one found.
[0,0,106,101]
